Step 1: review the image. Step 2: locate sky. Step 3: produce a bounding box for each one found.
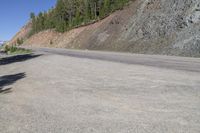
[0,0,56,41]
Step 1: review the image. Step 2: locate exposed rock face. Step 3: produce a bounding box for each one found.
[122,0,200,56]
[12,0,200,57]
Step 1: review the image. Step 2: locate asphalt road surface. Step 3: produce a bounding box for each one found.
[0,47,200,133]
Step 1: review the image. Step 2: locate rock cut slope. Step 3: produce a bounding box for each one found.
[10,0,200,57]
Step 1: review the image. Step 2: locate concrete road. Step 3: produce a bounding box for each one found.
[0,47,200,133]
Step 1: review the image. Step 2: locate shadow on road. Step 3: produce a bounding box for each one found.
[0,73,26,94]
[0,54,42,65]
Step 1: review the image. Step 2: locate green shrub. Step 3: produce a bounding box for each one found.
[17,38,24,45]
[50,40,53,45]
[4,46,31,55]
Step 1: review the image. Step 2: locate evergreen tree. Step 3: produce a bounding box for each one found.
[29,0,130,35]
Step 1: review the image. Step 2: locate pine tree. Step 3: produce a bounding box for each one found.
[29,0,130,35]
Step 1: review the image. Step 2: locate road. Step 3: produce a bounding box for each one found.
[0,47,200,133]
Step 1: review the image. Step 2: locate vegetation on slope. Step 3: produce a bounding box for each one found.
[29,0,130,35]
[4,46,31,55]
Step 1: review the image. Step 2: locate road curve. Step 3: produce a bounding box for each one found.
[30,47,200,72]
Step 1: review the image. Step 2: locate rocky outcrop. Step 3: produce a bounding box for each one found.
[121,0,200,56]
[12,0,200,57]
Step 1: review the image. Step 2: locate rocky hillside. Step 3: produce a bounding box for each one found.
[10,0,200,57]
[9,22,32,45]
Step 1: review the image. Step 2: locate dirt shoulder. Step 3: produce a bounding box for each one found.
[0,49,200,132]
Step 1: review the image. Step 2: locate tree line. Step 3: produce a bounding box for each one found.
[29,0,130,36]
